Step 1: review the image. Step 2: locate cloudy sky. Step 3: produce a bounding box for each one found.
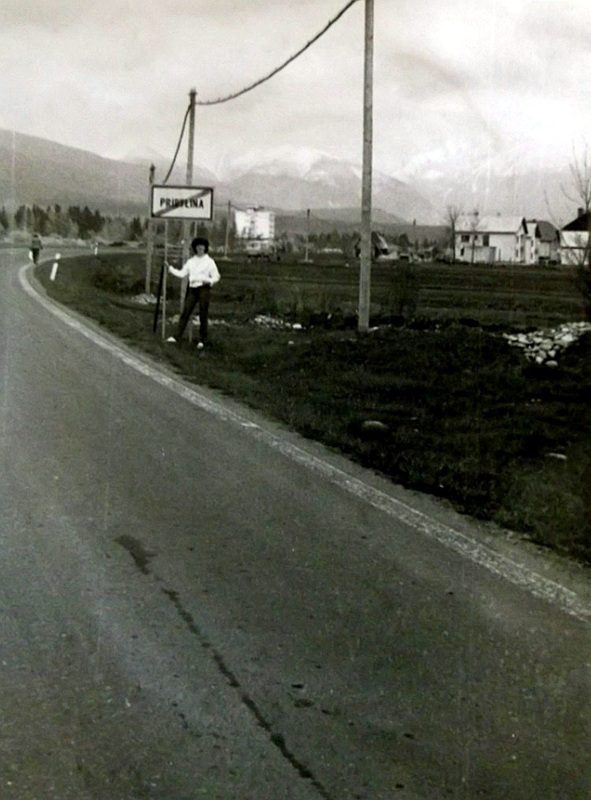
[1,0,591,212]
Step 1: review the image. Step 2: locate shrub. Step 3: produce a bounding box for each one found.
[92,259,144,295]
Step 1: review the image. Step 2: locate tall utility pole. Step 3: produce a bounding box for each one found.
[358,0,374,332]
[186,88,196,188]
[181,88,197,311]
[145,163,155,294]
[185,88,197,249]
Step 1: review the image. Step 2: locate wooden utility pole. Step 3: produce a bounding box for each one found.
[184,87,197,253]
[145,163,155,294]
[186,88,196,188]
[300,208,313,263]
[222,200,232,260]
[181,88,197,313]
[358,0,374,332]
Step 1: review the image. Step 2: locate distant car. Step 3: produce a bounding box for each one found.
[245,240,280,261]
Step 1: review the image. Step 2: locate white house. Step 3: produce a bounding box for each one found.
[560,209,589,266]
[234,207,275,242]
[455,214,528,263]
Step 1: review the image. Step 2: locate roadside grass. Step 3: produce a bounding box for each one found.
[36,252,591,564]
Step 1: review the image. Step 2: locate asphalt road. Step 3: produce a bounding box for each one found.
[1,248,590,800]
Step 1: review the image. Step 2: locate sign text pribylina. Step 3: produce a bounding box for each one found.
[151,185,214,220]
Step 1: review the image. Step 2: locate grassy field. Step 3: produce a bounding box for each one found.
[35,250,591,565]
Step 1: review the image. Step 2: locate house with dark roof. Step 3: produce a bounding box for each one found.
[525,219,560,265]
[560,209,590,265]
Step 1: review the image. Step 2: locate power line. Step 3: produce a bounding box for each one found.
[162,0,360,184]
[195,0,360,106]
[163,103,191,184]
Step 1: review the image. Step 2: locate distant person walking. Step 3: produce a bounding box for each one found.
[166,237,220,348]
[29,233,43,264]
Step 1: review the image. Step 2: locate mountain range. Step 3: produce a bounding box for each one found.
[0,128,580,229]
[0,129,440,225]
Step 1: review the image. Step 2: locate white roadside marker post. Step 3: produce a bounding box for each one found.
[50,252,61,281]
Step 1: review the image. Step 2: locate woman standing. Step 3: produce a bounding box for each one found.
[166,237,220,349]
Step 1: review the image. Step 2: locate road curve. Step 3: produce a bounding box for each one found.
[1,248,590,800]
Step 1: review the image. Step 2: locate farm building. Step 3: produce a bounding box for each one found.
[354,231,391,259]
[560,209,590,265]
[455,215,528,264]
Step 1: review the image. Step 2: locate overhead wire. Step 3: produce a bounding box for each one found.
[195,0,360,106]
[163,103,191,184]
[162,0,360,181]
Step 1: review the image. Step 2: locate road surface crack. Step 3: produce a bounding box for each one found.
[161,587,332,800]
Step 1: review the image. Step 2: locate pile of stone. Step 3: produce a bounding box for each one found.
[252,314,303,331]
[130,293,157,305]
[502,321,591,366]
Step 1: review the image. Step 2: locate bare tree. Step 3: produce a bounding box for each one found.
[568,145,591,217]
[564,143,591,317]
[445,204,462,262]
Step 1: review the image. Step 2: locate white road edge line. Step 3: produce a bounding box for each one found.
[21,265,591,624]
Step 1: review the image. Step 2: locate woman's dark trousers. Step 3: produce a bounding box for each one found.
[176,285,211,343]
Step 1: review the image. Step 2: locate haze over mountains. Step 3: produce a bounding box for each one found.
[0,128,579,228]
[0,129,437,224]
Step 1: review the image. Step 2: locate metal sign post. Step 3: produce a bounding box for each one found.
[161,221,169,339]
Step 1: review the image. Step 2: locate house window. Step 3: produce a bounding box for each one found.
[461,234,469,242]
[482,234,489,246]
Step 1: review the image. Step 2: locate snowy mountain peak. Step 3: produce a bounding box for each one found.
[225,146,352,180]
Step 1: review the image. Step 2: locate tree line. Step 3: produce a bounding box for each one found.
[0,203,144,242]
[0,203,443,260]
